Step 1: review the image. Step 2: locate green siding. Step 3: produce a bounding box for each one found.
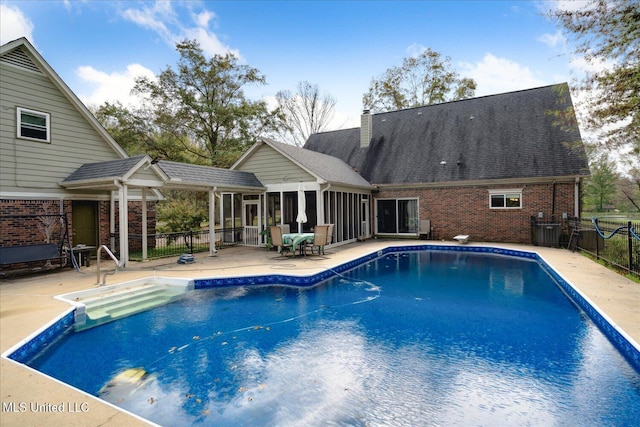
[236,144,315,184]
[0,52,122,195]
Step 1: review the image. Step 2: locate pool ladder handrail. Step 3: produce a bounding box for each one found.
[96,245,123,286]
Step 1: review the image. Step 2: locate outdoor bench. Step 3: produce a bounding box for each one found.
[0,243,66,268]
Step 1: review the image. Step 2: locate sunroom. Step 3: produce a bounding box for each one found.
[230,138,373,247]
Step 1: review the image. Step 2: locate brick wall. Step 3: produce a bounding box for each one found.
[0,199,71,246]
[1,199,156,249]
[111,201,157,238]
[375,181,579,244]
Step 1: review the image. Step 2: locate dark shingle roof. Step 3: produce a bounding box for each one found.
[304,84,590,184]
[63,155,264,190]
[263,138,371,188]
[158,160,264,189]
[63,155,147,182]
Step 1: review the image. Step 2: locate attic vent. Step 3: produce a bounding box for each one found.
[1,47,42,74]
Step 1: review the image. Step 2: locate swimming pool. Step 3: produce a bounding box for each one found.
[7,246,640,425]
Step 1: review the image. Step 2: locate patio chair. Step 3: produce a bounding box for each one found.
[327,224,334,244]
[306,224,329,255]
[270,226,294,256]
[419,219,433,240]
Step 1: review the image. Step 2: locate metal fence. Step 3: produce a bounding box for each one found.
[568,217,640,277]
[112,227,245,261]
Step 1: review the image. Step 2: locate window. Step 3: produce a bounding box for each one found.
[489,189,522,209]
[17,107,50,142]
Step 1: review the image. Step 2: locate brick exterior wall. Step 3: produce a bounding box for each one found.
[1,199,156,271]
[375,181,580,244]
[111,201,157,240]
[0,199,71,246]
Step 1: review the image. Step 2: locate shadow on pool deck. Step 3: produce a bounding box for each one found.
[1,240,638,427]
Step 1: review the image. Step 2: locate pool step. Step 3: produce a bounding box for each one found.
[76,284,187,331]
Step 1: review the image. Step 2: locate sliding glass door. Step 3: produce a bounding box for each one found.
[376,198,418,234]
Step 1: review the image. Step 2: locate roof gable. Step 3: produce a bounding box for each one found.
[234,138,371,189]
[61,155,165,189]
[304,84,590,185]
[1,38,127,159]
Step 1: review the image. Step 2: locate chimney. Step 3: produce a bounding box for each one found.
[360,109,372,148]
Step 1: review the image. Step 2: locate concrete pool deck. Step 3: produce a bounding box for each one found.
[1,240,638,426]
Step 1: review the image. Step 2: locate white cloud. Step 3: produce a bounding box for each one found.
[119,0,234,58]
[538,30,566,49]
[75,63,156,109]
[183,26,240,58]
[193,10,215,28]
[0,4,35,45]
[542,0,592,14]
[460,53,547,96]
[406,43,426,58]
[121,1,174,41]
[569,54,616,75]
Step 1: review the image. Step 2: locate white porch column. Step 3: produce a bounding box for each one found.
[142,187,148,261]
[209,187,217,256]
[316,188,325,225]
[119,183,129,267]
[110,192,116,250]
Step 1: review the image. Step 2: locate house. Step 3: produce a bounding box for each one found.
[0,37,155,269]
[303,84,590,244]
[0,38,264,270]
[1,35,590,272]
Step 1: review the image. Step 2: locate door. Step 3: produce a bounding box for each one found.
[72,201,98,250]
[243,201,261,246]
[360,198,370,238]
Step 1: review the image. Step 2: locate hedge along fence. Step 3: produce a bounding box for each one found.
[569,217,640,278]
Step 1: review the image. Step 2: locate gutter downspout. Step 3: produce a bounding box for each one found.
[552,180,556,221]
[574,177,580,218]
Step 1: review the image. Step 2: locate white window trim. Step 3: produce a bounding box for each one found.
[488,188,523,209]
[17,107,50,143]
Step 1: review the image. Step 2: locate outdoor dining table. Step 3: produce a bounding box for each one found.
[282,232,315,255]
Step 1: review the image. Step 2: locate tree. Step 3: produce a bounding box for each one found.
[585,153,619,211]
[275,81,336,146]
[616,168,640,212]
[133,39,281,167]
[93,101,197,163]
[549,0,639,159]
[363,48,476,113]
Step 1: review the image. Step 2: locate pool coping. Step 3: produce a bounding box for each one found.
[4,244,639,376]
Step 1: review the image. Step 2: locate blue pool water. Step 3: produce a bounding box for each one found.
[27,251,640,426]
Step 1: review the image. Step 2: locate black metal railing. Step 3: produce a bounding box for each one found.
[568,217,640,277]
[110,227,245,261]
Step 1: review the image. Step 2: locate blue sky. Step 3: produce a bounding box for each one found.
[1,0,588,130]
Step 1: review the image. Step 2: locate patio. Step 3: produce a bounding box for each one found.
[1,240,638,426]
